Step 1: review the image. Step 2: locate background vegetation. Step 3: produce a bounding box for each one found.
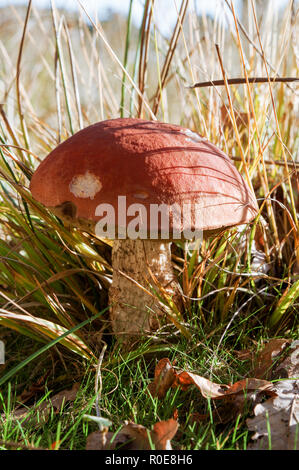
[0,0,298,450]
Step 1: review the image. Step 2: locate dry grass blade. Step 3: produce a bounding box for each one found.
[76,0,156,120]
[190,77,299,88]
[138,0,153,118]
[64,18,84,130]
[224,0,299,96]
[15,0,32,153]
[215,43,252,188]
[152,0,189,114]
[230,0,280,250]
[250,0,298,230]
[95,342,107,425]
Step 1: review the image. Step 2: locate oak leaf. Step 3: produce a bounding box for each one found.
[86,418,178,450]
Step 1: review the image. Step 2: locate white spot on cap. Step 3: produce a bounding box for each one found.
[181,128,204,144]
[69,171,102,200]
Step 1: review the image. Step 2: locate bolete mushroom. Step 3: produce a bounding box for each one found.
[30,118,258,341]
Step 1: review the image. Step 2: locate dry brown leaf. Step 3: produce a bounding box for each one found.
[151,418,179,450]
[189,412,208,424]
[86,429,128,450]
[247,342,299,449]
[148,359,276,427]
[273,340,299,380]
[17,372,50,405]
[2,383,79,425]
[148,358,176,399]
[252,339,290,379]
[86,418,178,450]
[120,418,178,450]
[235,349,254,361]
[119,423,151,450]
[148,359,273,401]
[222,378,274,397]
[213,379,275,424]
[247,379,299,450]
[176,371,228,398]
[86,431,105,450]
[148,359,227,399]
[45,382,79,410]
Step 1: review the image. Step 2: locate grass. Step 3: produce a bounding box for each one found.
[0,0,298,450]
[1,325,297,450]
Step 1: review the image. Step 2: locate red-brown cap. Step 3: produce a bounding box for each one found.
[30,118,258,237]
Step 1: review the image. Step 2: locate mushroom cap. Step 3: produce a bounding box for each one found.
[30,118,258,237]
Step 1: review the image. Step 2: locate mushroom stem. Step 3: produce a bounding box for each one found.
[109,239,182,341]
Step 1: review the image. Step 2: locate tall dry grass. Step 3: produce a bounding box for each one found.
[0,0,298,380]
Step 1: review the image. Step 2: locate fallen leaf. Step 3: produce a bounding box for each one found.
[2,383,79,425]
[148,358,176,399]
[86,430,107,450]
[273,340,299,379]
[148,359,228,399]
[176,371,228,398]
[213,379,275,424]
[235,349,254,361]
[189,412,208,424]
[151,419,179,450]
[86,418,178,450]
[147,359,277,426]
[148,360,273,401]
[45,382,79,410]
[120,418,178,450]
[252,339,290,379]
[247,379,299,450]
[221,378,274,397]
[17,372,50,405]
[86,429,127,450]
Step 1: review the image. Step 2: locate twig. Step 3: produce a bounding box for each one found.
[95,342,107,428]
[231,155,299,169]
[189,77,299,89]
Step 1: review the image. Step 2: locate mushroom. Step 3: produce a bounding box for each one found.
[30,118,258,342]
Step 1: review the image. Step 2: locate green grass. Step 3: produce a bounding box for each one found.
[0,0,298,450]
[1,317,298,450]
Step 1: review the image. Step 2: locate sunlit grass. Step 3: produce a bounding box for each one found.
[0,0,298,450]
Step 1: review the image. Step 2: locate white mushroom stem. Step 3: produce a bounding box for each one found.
[109,239,182,341]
